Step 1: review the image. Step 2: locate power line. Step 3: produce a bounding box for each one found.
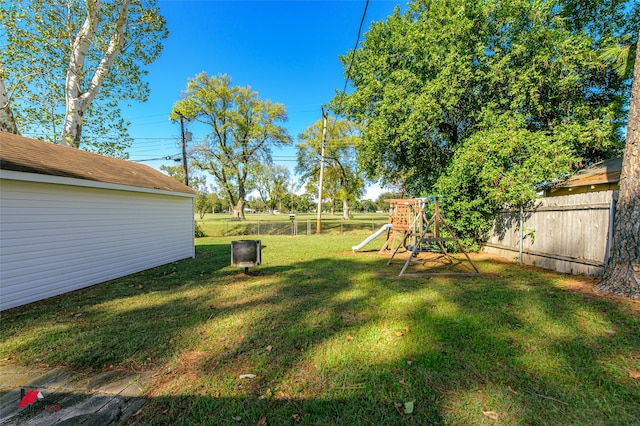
[130,155,181,163]
[342,0,370,96]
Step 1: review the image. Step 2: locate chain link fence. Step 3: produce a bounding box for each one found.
[197,217,389,237]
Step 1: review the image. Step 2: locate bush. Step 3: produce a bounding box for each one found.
[194,221,206,238]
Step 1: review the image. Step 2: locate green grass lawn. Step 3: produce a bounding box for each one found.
[1,235,639,425]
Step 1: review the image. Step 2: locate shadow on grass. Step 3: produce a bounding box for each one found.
[1,240,639,424]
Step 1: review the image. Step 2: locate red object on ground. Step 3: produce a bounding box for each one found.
[18,390,42,409]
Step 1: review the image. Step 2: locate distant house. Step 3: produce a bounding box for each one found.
[544,157,622,197]
[0,132,196,311]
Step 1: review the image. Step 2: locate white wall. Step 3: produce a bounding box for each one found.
[0,177,194,311]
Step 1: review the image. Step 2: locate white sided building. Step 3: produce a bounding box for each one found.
[0,132,196,311]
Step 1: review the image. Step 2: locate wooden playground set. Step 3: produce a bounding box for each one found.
[353,197,480,277]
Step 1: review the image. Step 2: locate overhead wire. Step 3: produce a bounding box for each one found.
[341,0,370,98]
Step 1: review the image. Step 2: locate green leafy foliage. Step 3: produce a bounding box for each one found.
[171,73,292,220]
[332,0,636,245]
[251,163,291,214]
[435,116,576,249]
[0,0,167,156]
[296,117,365,218]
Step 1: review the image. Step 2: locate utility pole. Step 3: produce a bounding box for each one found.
[179,114,189,186]
[316,107,328,234]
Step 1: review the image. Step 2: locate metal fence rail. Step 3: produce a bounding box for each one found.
[199,217,389,238]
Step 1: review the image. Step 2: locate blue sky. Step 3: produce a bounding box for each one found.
[125,0,402,199]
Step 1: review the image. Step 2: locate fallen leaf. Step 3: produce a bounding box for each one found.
[346,335,354,341]
[266,345,273,352]
[605,329,616,335]
[394,331,404,337]
[399,378,406,385]
[137,285,143,289]
[393,402,403,414]
[629,370,640,379]
[291,413,301,422]
[232,416,242,421]
[239,374,256,379]
[483,411,499,420]
[256,415,267,426]
[407,360,413,366]
[404,401,414,414]
[403,326,410,332]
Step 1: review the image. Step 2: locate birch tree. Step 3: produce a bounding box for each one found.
[62,0,129,147]
[1,0,167,156]
[0,71,18,134]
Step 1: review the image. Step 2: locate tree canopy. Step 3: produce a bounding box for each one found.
[296,117,365,219]
[0,0,167,157]
[171,73,291,220]
[251,163,291,214]
[332,0,638,243]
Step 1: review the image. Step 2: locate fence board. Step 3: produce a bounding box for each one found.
[484,191,615,276]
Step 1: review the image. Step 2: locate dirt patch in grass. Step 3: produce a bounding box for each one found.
[473,252,640,315]
[557,275,640,316]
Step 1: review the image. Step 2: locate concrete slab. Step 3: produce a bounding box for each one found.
[121,372,153,397]
[0,366,152,425]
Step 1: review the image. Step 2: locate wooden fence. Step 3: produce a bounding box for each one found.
[483,190,616,276]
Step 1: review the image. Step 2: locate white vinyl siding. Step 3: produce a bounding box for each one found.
[1,178,194,311]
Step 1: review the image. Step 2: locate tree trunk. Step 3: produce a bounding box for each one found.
[595,41,640,299]
[342,198,351,220]
[0,74,19,134]
[232,197,246,220]
[232,184,247,221]
[62,0,131,147]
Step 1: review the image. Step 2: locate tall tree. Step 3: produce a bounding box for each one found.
[296,117,365,220]
[252,163,290,214]
[171,73,291,220]
[596,32,640,299]
[1,0,167,156]
[332,0,636,243]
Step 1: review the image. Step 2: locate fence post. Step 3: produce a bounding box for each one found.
[519,205,523,265]
[605,192,616,265]
[258,220,260,236]
[307,219,311,236]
